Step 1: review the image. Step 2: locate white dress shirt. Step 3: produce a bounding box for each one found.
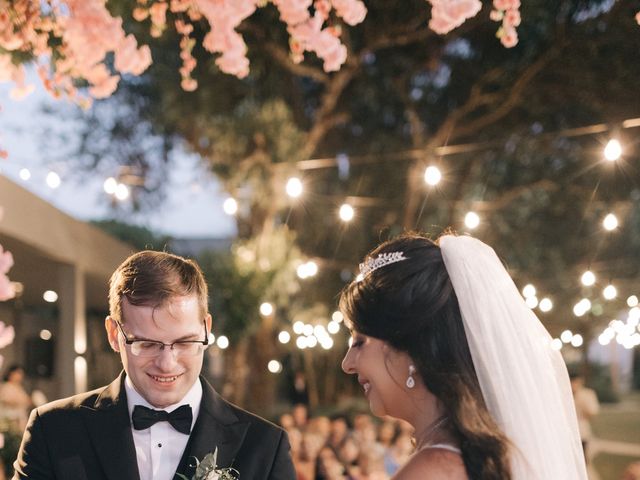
[125,377,202,480]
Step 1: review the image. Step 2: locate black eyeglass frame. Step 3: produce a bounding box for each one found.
[115,318,209,356]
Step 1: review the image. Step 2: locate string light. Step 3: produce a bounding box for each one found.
[223,197,238,215]
[43,290,58,302]
[550,338,563,350]
[539,297,553,312]
[424,166,442,186]
[313,325,327,338]
[297,261,318,279]
[603,284,617,300]
[320,338,334,350]
[278,331,291,344]
[259,302,274,316]
[302,324,314,336]
[216,335,229,349]
[522,284,536,298]
[525,296,539,309]
[581,270,596,286]
[603,213,619,231]
[571,334,584,347]
[604,138,622,161]
[293,321,304,334]
[339,203,355,222]
[103,177,117,194]
[19,168,31,180]
[332,311,344,322]
[286,177,303,198]
[628,295,639,307]
[46,171,61,189]
[39,329,52,340]
[114,183,130,201]
[560,330,573,343]
[327,320,340,334]
[464,211,480,229]
[296,336,308,349]
[306,336,318,348]
[573,298,592,317]
[267,360,282,373]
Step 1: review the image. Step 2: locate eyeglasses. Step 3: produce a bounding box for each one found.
[115,319,209,357]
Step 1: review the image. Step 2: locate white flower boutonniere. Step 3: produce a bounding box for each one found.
[176,447,239,480]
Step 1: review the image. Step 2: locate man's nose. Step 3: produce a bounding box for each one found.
[155,345,179,369]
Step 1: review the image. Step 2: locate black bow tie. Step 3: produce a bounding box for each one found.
[132,404,193,435]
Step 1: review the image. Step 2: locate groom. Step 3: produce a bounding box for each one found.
[13,250,295,479]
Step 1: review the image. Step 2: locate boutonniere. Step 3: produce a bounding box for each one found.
[176,447,239,480]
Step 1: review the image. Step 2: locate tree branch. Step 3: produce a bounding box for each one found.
[261,42,330,84]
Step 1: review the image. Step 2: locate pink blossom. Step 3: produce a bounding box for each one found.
[0,321,15,348]
[494,0,520,10]
[331,0,367,26]
[175,19,194,35]
[133,8,149,22]
[150,2,169,28]
[193,0,259,77]
[88,72,120,98]
[314,0,332,20]
[0,274,16,301]
[115,35,152,75]
[428,0,482,35]
[499,25,518,47]
[0,246,14,274]
[171,0,193,13]
[490,9,503,21]
[181,77,198,91]
[503,8,521,27]
[273,0,312,25]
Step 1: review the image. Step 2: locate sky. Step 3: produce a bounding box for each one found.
[0,71,236,239]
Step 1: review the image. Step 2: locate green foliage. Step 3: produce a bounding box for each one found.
[197,226,301,341]
[587,362,620,404]
[90,219,172,251]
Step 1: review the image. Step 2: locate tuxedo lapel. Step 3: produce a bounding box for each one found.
[81,373,140,480]
[175,378,249,479]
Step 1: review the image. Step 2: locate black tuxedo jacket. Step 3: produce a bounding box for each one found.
[13,373,295,479]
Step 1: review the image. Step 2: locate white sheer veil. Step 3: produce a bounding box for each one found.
[439,234,587,480]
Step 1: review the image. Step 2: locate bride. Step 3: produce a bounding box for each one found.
[340,233,587,479]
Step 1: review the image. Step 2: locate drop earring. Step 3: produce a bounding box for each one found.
[406,365,416,389]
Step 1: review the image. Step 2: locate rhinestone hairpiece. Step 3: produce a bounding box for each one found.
[358,251,407,279]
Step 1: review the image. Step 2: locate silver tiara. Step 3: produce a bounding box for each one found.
[358,251,407,279]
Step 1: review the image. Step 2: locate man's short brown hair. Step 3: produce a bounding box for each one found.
[109,250,209,323]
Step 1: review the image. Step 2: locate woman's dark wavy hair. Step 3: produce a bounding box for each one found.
[339,233,511,480]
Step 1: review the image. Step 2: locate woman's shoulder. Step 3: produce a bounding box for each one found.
[393,447,468,480]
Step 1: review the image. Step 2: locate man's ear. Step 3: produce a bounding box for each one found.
[205,313,213,337]
[105,316,120,352]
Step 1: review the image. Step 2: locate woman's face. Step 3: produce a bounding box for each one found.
[341,330,411,418]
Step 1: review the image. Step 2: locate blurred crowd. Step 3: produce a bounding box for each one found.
[279,404,414,480]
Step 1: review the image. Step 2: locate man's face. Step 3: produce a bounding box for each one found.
[106,294,210,408]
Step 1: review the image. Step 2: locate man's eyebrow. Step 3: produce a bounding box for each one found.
[174,332,203,341]
[128,332,202,342]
